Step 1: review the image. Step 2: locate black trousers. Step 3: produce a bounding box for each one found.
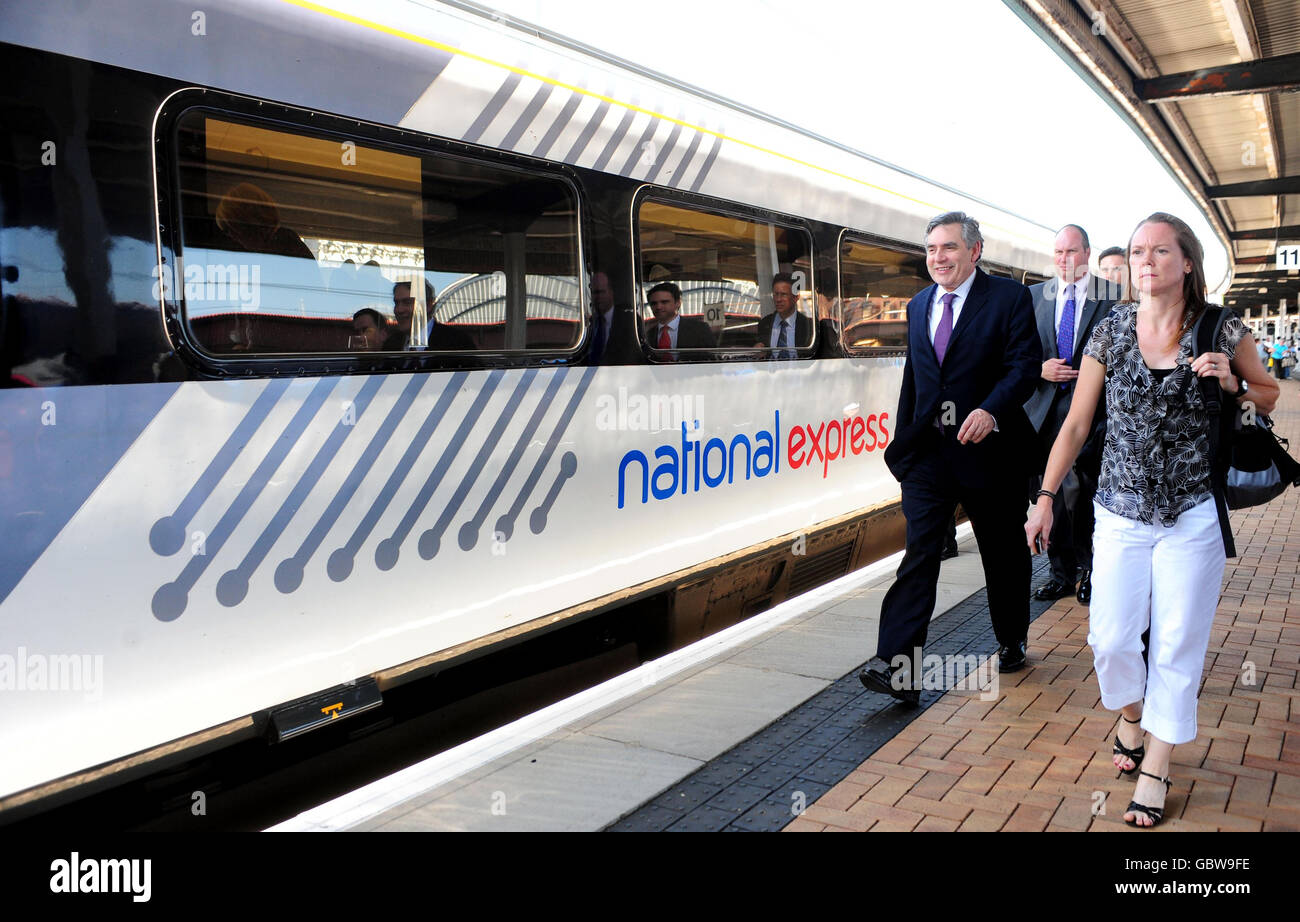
[876,454,1030,661]
[1038,394,1098,583]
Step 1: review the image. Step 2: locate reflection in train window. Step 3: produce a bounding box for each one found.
[838,238,927,354]
[172,114,582,356]
[635,198,813,356]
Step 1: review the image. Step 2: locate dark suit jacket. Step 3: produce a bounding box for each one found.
[645,316,716,350]
[882,268,1042,487]
[1023,274,1122,433]
[754,311,813,350]
[384,320,475,352]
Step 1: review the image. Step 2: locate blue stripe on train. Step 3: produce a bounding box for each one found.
[0,382,181,606]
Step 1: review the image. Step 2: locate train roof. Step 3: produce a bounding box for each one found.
[1,0,1055,272]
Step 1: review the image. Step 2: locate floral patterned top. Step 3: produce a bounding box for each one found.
[1082,303,1247,526]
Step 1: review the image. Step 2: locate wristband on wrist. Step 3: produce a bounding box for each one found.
[1035,489,1056,501]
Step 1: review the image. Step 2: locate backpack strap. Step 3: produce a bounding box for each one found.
[1190,306,1236,557]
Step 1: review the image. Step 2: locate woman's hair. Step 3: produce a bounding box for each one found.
[1128,212,1207,348]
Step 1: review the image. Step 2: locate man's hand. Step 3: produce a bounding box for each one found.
[957,408,996,444]
[1041,358,1078,383]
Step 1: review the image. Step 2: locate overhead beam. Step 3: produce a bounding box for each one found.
[1229,225,1300,241]
[1227,289,1300,299]
[1230,269,1300,279]
[1228,276,1300,285]
[1208,176,1300,198]
[1217,0,1282,185]
[1134,51,1300,100]
[1002,0,1232,280]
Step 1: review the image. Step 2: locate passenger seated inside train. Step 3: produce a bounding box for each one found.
[754,272,812,358]
[645,282,716,354]
[213,181,315,261]
[386,280,475,352]
[350,308,387,351]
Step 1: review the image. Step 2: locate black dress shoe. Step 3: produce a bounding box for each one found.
[997,641,1027,673]
[1032,577,1074,601]
[857,656,920,705]
[1076,569,1092,605]
[940,542,959,560]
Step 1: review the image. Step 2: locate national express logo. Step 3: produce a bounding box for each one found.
[614,404,889,508]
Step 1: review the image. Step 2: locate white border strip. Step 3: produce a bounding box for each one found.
[267,524,973,832]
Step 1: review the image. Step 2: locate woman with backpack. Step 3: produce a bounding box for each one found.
[1025,213,1278,827]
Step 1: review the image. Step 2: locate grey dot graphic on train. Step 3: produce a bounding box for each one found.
[149,368,595,621]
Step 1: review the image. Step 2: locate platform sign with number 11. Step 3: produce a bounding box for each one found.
[1279,245,1300,270]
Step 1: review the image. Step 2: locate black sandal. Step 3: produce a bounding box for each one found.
[1113,714,1144,778]
[1125,771,1173,828]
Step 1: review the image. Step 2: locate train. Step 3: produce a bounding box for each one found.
[0,0,1054,812]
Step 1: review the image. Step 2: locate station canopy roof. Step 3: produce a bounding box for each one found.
[1007,0,1300,315]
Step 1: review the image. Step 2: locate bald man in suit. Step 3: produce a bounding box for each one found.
[1023,225,1122,606]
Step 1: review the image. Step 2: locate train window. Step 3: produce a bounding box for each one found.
[838,237,927,354]
[634,198,813,357]
[171,113,582,357]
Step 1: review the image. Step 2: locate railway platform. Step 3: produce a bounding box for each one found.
[274,378,1300,833]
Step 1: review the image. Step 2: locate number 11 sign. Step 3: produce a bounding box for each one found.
[1279,245,1300,270]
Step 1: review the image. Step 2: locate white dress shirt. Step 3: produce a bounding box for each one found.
[653,314,681,349]
[927,269,996,430]
[767,312,798,349]
[1054,271,1091,355]
[928,269,978,343]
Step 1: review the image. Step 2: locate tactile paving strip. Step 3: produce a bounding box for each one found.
[607,556,1057,831]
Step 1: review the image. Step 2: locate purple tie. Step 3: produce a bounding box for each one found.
[1057,284,1076,389]
[934,292,955,364]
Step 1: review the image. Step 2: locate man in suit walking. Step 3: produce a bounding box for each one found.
[755,272,813,358]
[859,212,1041,703]
[1023,225,1121,605]
[645,282,716,353]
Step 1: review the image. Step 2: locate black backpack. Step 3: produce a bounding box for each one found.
[1192,306,1300,558]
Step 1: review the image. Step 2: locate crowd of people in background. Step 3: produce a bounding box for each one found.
[1256,335,1298,379]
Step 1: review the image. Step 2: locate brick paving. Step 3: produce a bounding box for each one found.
[785,376,1300,832]
[608,579,1058,831]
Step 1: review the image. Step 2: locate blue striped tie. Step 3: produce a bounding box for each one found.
[1057,284,1075,390]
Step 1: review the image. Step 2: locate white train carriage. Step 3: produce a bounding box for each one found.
[0,0,1053,810]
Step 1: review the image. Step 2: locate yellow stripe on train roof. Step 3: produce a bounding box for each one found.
[281,0,1044,248]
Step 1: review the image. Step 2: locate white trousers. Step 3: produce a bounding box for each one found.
[1088,498,1226,745]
